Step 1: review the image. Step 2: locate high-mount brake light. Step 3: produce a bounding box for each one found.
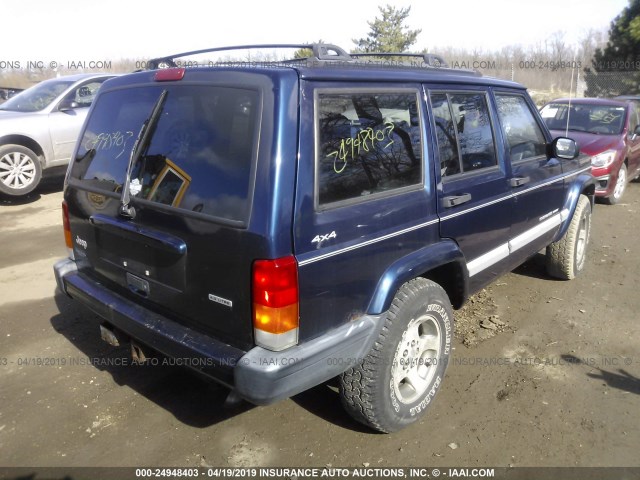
[154,68,186,82]
[252,256,299,351]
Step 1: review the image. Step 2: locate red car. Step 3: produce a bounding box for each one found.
[540,98,640,204]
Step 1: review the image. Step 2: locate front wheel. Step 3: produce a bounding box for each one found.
[339,278,453,433]
[546,194,591,280]
[0,144,42,196]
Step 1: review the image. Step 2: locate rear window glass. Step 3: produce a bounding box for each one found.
[316,91,422,207]
[70,85,259,222]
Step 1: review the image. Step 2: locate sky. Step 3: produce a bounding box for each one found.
[0,0,631,62]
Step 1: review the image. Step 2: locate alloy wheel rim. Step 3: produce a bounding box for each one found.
[613,167,626,200]
[0,152,36,189]
[391,314,442,404]
[576,215,588,268]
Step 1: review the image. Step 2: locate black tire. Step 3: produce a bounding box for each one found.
[339,278,453,433]
[603,163,627,205]
[0,144,42,196]
[546,194,591,280]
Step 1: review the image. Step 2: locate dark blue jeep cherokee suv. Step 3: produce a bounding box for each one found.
[54,44,595,432]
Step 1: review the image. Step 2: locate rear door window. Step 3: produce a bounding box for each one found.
[70,85,260,222]
[316,90,423,207]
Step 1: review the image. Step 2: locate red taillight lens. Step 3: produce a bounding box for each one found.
[252,256,299,337]
[62,201,72,250]
[154,67,186,82]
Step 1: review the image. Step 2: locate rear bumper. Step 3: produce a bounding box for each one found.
[54,258,244,387]
[234,313,383,405]
[54,258,383,404]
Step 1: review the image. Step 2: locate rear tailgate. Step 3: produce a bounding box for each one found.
[65,69,297,350]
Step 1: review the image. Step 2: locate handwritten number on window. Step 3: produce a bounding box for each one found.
[328,122,395,173]
[85,131,135,159]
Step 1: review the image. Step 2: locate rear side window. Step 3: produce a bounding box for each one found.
[430,91,497,177]
[70,85,259,222]
[316,91,422,207]
[495,94,546,161]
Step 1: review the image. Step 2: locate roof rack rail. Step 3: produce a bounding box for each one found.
[350,52,448,68]
[146,43,352,70]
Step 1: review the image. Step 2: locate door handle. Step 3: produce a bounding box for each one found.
[510,176,530,187]
[442,193,472,208]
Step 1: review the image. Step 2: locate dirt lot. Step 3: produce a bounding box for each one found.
[0,176,639,474]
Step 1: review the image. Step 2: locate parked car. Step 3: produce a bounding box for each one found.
[0,74,115,196]
[616,95,640,120]
[615,95,640,103]
[54,43,594,433]
[540,98,640,204]
[0,88,23,102]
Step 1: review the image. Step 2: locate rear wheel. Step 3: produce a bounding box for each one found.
[339,278,453,433]
[603,163,627,205]
[0,144,42,196]
[546,194,591,280]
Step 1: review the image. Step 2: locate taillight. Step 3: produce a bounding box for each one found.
[62,201,74,260]
[154,67,185,82]
[252,256,299,351]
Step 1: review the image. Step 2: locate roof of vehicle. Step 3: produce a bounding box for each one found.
[138,42,526,90]
[615,95,640,100]
[295,65,523,88]
[547,97,629,107]
[105,64,524,93]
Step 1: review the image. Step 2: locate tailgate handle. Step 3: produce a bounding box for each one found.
[442,193,472,208]
[510,176,530,187]
[90,214,187,255]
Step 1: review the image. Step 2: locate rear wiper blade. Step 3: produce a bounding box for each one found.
[119,89,169,218]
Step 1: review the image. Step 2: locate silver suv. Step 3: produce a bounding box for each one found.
[0,73,114,196]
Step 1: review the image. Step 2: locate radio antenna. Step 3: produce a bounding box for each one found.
[565,50,577,137]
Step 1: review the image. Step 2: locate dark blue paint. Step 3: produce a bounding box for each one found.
[367,239,466,314]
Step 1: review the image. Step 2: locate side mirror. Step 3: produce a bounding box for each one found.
[58,100,79,112]
[551,137,579,160]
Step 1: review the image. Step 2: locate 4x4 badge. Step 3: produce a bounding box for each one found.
[311,231,337,244]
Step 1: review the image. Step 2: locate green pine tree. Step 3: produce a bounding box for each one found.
[584,0,640,96]
[352,5,421,53]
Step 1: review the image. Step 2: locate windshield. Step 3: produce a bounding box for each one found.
[70,85,260,223]
[540,103,626,135]
[0,79,74,112]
